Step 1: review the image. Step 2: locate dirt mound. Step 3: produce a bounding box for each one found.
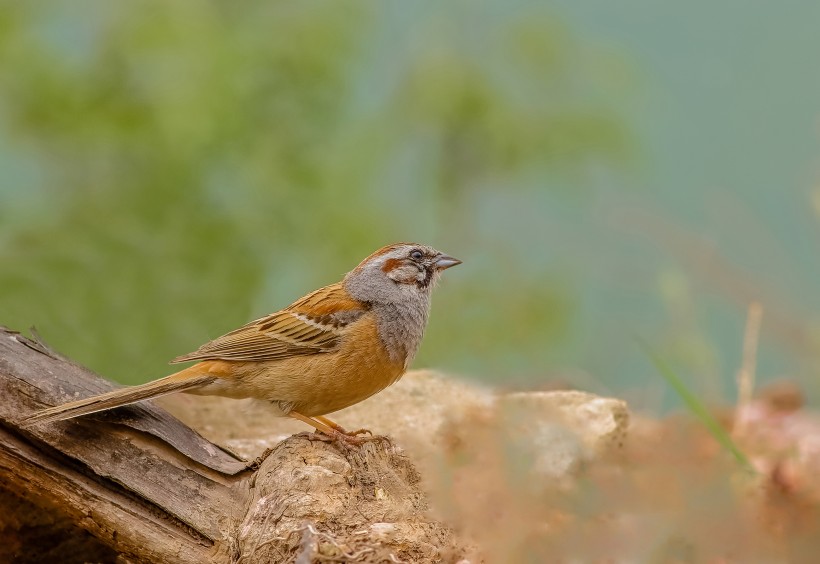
[233,434,461,563]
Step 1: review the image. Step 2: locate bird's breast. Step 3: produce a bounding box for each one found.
[295,314,406,415]
[217,313,405,416]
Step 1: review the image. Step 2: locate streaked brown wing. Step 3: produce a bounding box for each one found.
[170,283,367,363]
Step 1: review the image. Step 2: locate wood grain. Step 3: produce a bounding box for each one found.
[0,326,249,562]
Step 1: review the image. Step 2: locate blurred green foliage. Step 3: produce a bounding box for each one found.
[0,2,628,384]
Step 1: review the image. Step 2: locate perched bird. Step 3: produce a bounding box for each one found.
[23,243,461,444]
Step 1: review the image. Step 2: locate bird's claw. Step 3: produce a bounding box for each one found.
[317,429,386,449]
[343,427,373,437]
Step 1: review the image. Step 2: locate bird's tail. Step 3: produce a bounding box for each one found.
[21,365,216,426]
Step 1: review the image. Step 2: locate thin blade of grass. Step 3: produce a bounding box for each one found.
[637,338,756,474]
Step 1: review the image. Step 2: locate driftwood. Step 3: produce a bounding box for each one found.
[0,327,456,563]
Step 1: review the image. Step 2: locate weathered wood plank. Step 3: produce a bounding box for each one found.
[0,326,247,473]
[0,326,249,543]
[0,426,213,563]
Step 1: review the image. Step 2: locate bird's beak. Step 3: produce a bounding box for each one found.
[434,254,462,270]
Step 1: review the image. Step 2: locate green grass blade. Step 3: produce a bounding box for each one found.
[637,338,756,474]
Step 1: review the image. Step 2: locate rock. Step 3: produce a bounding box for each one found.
[498,391,630,452]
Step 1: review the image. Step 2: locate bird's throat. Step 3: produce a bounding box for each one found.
[372,300,430,367]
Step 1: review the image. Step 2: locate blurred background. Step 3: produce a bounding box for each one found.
[1,1,819,412]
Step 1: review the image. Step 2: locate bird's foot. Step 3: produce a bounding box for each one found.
[304,429,362,445]
[306,428,385,449]
[339,427,373,438]
[316,418,373,438]
[332,430,368,448]
[338,431,393,450]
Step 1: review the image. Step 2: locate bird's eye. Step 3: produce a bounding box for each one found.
[409,249,424,261]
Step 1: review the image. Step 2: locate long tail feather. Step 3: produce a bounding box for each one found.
[22,368,216,426]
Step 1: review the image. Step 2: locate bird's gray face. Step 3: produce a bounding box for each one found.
[379,245,461,289]
[344,243,461,304]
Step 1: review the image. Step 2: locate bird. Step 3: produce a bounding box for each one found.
[23,243,461,444]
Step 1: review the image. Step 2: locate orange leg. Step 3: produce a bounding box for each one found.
[314,415,372,437]
[289,411,370,445]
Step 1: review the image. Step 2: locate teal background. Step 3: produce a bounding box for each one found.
[1,2,819,411]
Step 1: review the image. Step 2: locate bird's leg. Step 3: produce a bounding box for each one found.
[314,415,372,437]
[289,411,367,446]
